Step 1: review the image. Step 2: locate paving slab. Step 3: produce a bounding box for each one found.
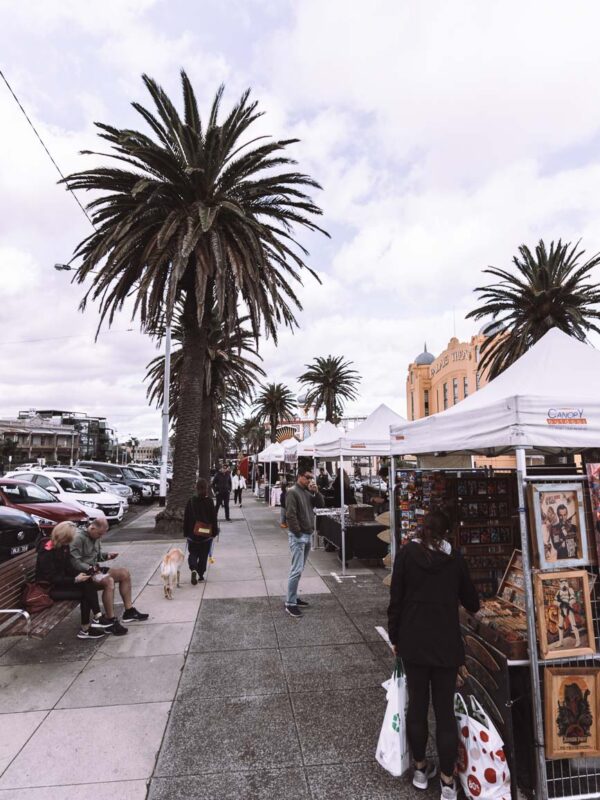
[265,575,331,597]
[280,643,388,693]
[57,652,184,708]
[189,597,277,652]
[133,584,203,623]
[206,564,264,583]
[155,693,302,776]
[0,660,87,713]
[100,621,194,658]
[0,702,170,789]
[0,781,148,800]
[306,762,436,800]
[0,711,47,775]
[348,610,388,642]
[0,611,103,665]
[149,768,311,800]
[202,579,267,599]
[272,596,363,648]
[291,687,385,765]
[178,649,286,700]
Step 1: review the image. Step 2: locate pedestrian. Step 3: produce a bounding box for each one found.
[284,468,324,618]
[36,522,106,640]
[316,466,330,491]
[279,481,288,529]
[387,510,480,799]
[183,478,219,584]
[232,470,246,507]
[212,464,232,521]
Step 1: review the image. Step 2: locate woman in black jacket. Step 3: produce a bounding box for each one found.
[387,511,479,799]
[183,478,219,584]
[36,521,105,640]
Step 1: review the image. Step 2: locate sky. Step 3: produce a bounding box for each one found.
[3,0,600,439]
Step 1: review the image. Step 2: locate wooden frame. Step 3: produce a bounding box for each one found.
[534,570,595,660]
[529,483,589,569]
[544,666,600,759]
[585,463,600,565]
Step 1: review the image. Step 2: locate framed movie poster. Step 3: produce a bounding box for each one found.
[585,463,600,563]
[534,570,595,660]
[529,483,589,569]
[544,666,600,759]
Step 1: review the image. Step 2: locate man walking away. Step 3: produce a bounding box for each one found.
[232,470,246,508]
[212,464,232,521]
[284,469,324,618]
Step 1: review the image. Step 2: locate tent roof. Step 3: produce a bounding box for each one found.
[295,422,345,456]
[257,438,298,461]
[317,403,407,457]
[390,328,600,455]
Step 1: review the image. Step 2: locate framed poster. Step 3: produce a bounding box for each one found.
[585,463,600,563]
[529,483,589,569]
[544,666,600,759]
[534,570,595,660]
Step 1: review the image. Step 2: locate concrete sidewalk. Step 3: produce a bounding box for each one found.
[0,497,436,799]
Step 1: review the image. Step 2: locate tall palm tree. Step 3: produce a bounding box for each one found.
[63,72,327,528]
[467,239,600,379]
[253,383,296,442]
[298,355,361,423]
[235,415,266,454]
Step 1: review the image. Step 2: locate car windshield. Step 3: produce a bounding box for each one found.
[0,482,57,504]
[130,468,147,478]
[122,468,139,480]
[56,477,99,494]
[81,469,108,482]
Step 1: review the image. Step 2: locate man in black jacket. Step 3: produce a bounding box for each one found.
[212,465,232,522]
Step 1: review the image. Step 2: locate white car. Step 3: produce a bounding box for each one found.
[5,470,125,524]
[50,466,132,511]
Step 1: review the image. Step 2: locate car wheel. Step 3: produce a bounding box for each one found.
[131,489,143,505]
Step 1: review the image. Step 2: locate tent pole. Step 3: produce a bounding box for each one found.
[312,455,318,550]
[515,446,547,800]
[340,451,346,576]
[389,455,396,563]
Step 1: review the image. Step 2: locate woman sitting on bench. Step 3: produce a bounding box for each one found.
[36,522,106,640]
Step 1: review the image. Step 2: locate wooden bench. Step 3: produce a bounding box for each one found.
[0,550,76,638]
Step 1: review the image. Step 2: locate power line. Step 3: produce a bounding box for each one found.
[0,67,96,230]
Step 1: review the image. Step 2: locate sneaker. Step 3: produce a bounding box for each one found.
[91,614,115,629]
[296,598,310,607]
[440,779,457,800]
[106,619,128,636]
[280,523,288,529]
[413,762,437,790]
[77,627,106,639]
[191,570,198,585]
[285,604,302,618]
[122,607,149,623]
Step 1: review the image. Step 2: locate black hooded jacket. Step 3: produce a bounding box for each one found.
[387,540,480,667]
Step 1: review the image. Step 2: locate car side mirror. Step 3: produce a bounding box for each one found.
[47,486,59,493]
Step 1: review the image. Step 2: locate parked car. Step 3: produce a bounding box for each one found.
[0,478,88,535]
[77,461,155,503]
[47,466,132,509]
[0,505,41,563]
[128,466,161,493]
[5,471,124,524]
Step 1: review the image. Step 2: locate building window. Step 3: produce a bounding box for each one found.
[443,383,448,410]
[476,371,480,390]
[437,389,440,412]
[452,378,459,405]
[410,391,414,420]
[463,377,469,398]
[410,371,414,384]
[424,390,430,417]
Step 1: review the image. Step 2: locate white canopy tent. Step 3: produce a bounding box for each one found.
[389,328,600,800]
[256,439,298,501]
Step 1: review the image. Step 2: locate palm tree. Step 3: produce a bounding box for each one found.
[145,308,265,475]
[298,355,361,424]
[253,383,296,442]
[62,72,327,529]
[467,239,600,379]
[235,416,266,454]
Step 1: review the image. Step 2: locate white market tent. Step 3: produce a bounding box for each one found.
[389,328,600,799]
[256,439,298,500]
[390,328,600,456]
[295,422,345,457]
[316,403,407,457]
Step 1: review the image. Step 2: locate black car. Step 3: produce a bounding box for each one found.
[77,461,154,504]
[0,505,41,563]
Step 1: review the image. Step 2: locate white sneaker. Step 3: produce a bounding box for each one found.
[412,761,437,790]
[440,779,457,800]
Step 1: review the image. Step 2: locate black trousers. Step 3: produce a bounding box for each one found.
[404,662,459,776]
[233,488,243,505]
[50,583,101,626]
[187,539,212,578]
[215,491,230,519]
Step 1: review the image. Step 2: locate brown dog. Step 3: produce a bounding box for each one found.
[160,547,185,599]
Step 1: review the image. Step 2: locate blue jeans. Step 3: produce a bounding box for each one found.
[286,532,311,606]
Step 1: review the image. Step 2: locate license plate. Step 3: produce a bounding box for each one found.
[11,545,28,555]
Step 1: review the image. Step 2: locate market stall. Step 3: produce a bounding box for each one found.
[390,328,600,800]
[256,441,284,504]
[315,404,406,573]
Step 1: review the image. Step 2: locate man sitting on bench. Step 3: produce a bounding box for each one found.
[70,515,149,636]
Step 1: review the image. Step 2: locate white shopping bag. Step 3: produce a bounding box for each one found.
[376,660,410,777]
[456,693,510,800]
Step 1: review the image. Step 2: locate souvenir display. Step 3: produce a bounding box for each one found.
[534,570,595,660]
[586,463,600,563]
[544,666,600,759]
[529,483,589,569]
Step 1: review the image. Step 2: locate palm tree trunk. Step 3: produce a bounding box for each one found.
[197,393,213,478]
[156,286,210,533]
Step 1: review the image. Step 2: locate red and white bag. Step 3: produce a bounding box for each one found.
[455,693,510,800]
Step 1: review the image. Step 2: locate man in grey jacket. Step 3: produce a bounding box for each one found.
[284,469,324,618]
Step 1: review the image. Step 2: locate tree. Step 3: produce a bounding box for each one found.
[235,416,266,454]
[467,239,600,379]
[63,72,327,530]
[298,355,361,423]
[253,383,296,442]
